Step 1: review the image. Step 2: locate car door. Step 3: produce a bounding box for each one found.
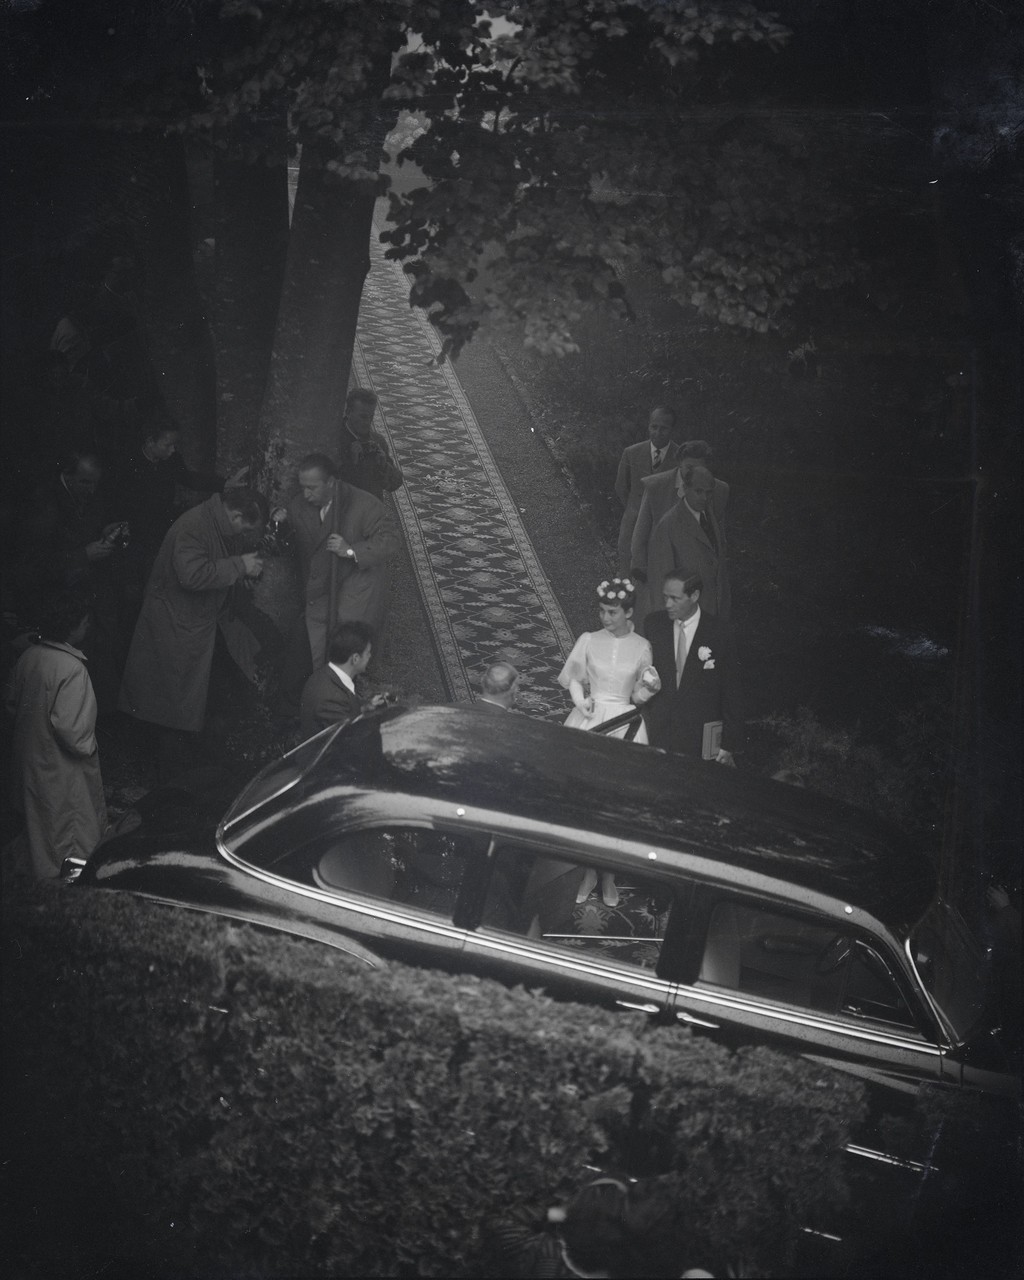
[672,888,950,1097]
[454,835,685,1021]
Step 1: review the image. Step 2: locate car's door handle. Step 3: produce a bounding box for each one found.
[615,1000,661,1014]
[676,1010,720,1029]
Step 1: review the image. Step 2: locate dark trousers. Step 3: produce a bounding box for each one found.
[277,615,313,718]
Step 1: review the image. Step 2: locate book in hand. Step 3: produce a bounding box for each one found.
[702,720,723,760]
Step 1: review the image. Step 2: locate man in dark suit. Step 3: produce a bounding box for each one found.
[475,661,521,711]
[337,388,404,502]
[299,621,374,738]
[646,462,731,620]
[641,571,743,764]
[613,406,680,574]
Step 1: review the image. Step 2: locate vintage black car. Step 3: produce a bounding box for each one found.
[73,703,1017,1110]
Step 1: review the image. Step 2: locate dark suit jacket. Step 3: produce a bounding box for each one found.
[299,665,364,738]
[641,609,744,757]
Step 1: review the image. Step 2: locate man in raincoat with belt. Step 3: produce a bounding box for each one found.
[118,487,265,778]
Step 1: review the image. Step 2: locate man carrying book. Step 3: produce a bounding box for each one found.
[640,570,744,765]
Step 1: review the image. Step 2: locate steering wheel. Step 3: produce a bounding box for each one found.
[815,934,853,975]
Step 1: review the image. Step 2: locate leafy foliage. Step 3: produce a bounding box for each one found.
[4,0,861,359]
[3,884,866,1276]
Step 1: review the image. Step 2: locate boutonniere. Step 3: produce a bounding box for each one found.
[697,645,715,670]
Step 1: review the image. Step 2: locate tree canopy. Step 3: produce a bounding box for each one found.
[4,0,867,359]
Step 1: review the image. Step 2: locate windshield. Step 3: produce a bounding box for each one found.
[909,899,991,1042]
[220,727,338,831]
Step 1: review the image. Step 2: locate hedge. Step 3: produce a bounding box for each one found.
[2,885,866,1277]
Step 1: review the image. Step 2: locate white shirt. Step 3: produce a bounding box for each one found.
[651,443,664,468]
[674,607,701,680]
[327,663,356,694]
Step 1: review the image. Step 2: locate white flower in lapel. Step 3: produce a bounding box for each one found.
[697,646,712,661]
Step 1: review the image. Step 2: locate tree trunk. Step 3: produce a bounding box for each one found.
[211,119,290,474]
[130,134,218,469]
[255,137,379,499]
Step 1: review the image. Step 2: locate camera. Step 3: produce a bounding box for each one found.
[258,516,291,558]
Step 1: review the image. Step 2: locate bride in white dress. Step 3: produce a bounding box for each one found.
[559,578,655,742]
[557,578,659,906]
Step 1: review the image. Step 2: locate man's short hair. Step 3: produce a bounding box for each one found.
[297,453,337,479]
[221,487,264,524]
[650,404,677,425]
[346,388,378,410]
[57,448,102,477]
[680,460,713,487]
[35,588,93,643]
[139,411,179,446]
[329,621,374,665]
[664,570,702,596]
[481,661,519,696]
[678,439,713,463]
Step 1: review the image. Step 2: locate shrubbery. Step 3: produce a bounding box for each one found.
[3,885,866,1277]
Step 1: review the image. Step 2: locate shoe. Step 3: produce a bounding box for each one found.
[576,868,598,903]
[600,875,619,909]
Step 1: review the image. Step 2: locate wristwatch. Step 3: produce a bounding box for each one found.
[344,548,357,562]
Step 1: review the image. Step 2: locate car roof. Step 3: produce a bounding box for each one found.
[290,704,935,933]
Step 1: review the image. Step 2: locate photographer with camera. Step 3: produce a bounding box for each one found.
[338,388,403,502]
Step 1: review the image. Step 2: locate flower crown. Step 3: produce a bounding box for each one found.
[596,577,636,603]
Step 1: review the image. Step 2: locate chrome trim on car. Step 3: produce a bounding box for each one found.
[467,927,678,996]
[216,845,470,943]
[844,1143,936,1174]
[677,982,945,1054]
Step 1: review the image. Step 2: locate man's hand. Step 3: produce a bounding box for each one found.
[241,552,264,578]
[85,539,113,561]
[270,507,288,524]
[326,534,354,559]
[714,749,736,767]
[225,464,250,488]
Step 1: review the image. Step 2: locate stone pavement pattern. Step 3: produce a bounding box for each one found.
[352,213,577,719]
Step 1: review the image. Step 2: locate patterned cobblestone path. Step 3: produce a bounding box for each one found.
[352,215,575,718]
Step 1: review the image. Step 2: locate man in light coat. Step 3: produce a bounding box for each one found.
[646,462,731,620]
[275,453,396,711]
[4,591,107,879]
[629,440,729,619]
[613,406,679,574]
[118,489,265,774]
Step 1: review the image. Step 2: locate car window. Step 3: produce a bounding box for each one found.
[479,844,673,972]
[696,901,916,1028]
[305,827,486,920]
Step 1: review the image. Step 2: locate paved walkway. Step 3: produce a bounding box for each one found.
[352,210,582,720]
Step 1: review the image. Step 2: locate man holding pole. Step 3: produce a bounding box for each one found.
[274,453,395,714]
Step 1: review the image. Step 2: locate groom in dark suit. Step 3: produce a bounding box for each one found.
[641,571,744,764]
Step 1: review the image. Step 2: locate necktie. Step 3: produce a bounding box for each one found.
[675,621,688,686]
[652,448,662,468]
[700,511,717,551]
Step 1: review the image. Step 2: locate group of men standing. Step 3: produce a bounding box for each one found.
[119,387,403,775]
[615,405,731,623]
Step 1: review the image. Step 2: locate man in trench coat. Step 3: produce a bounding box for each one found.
[118,489,265,741]
[646,462,731,620]
[4,590,107,880]
[276,453,395,710]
